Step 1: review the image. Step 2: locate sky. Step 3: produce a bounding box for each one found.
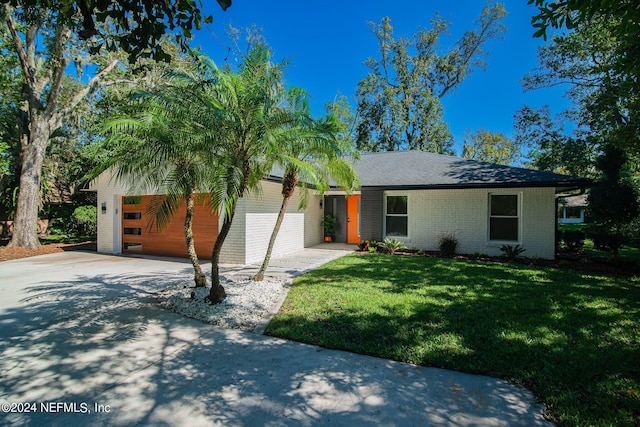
[193,1,569,155]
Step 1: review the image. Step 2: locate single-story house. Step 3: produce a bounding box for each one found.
[90,150,590,262]
[557,194,589,224]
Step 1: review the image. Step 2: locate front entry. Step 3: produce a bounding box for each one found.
[346,195,361,244]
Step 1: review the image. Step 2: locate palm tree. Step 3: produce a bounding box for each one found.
[101,80,214,288]
[178,44,299,303]
[252,93,360,282]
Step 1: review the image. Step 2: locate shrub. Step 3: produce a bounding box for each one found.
[378,238,406,255]
[72,205,97,236]
[500,244,526,260]
[588,225,625,254]
[358,240,378,252]
[46,219,70,236]
[438,233,458,257]
[562,230,585,252]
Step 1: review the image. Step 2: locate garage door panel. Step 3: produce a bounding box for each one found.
[122,195,218,260]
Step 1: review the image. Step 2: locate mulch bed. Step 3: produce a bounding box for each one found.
[0,241,97,262]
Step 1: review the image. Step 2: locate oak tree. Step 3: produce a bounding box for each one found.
[1,0,232,62]
[355,3,507,153]
[2,3,121,248]
[461,129,520,165]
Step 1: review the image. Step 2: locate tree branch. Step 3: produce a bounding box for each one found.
[2,4,34,93]
[49,58,119,131]
[44,26,71,118]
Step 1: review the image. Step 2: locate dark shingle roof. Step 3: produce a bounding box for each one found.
[351,151,590,189]
[559,194,589,207]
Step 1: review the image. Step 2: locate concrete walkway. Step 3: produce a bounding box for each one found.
[219,243,356,281]
[0,250,552,426]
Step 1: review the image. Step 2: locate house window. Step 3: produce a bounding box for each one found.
[565,207,582,219]
[489,194,519,242]
[123,196,142,205]
[385,195,408,237]
[123,212,142,220]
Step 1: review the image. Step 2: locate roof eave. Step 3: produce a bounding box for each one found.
[360,179,593,191]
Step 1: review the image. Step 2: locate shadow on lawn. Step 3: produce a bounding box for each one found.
[266,255,640,425]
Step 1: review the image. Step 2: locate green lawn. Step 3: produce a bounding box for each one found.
[266,254,640,426]
[558,223,640,265]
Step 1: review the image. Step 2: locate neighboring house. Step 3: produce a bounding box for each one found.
[557,194,588,224]
[90,151,590,262]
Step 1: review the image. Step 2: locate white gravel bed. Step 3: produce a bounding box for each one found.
[158,277,287,331]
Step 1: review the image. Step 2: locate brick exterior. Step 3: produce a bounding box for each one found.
[186,180,321,264]
[91,170,130,255]
[91,174,324,265]
[92,168,558,262]
[371,187,556,259]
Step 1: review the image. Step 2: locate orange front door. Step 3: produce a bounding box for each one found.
[346,195,361,244]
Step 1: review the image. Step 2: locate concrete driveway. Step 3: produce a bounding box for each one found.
[0,251,552,426]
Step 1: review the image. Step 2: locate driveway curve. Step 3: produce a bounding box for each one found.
[0,252,552,426]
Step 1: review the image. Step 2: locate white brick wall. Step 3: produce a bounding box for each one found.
[245,213,304,264]
[90,170,166,255]
[218,198,247,264]
[304,193,324,247]
[220,180,319,264]
[91,171,127,254]
[384,187,556,259]
[91,172,344,263]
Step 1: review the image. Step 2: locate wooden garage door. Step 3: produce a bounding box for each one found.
[122,195,218,259]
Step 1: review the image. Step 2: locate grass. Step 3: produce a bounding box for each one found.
[266,254,640,426]
[558,223,640,265]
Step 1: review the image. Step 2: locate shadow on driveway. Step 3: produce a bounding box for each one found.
[0,252,551,426]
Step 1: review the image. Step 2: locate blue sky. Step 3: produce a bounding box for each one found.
[194,1,568,155]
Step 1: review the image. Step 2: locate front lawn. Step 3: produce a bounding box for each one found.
[266,254,640,426]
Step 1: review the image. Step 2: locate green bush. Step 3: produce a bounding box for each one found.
[438,233,458,257]
[562,230,585,252]
[72,205,97,237]
[588,225,625,254]
[378,238,406,255]
[358,240,378,252]
[46,218,71,236]
[500,244,526,260]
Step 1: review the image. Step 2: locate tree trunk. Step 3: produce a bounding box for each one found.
[253,171,297,282]
[184,190,207,287]
[208,213,234,304]
[7,119,49,249]
[209,160,250,303]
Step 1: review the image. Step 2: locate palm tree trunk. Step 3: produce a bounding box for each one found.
[253,171,297,281]
[184,190,207,287]
[209,212,234,303]
[209,161,250,303]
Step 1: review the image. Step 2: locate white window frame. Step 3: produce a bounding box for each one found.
[384,193,410,241]
[488,193,522,244]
